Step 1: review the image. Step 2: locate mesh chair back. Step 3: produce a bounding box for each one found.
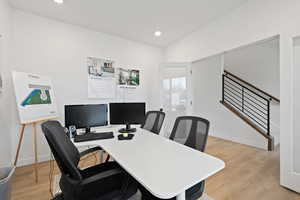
[41,120,82,180]
[141,111,165,134]
[169,116,210,152]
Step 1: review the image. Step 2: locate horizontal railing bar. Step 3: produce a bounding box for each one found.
[243,98,268,112]
[224,79,242,90]
[243,110,268,130]
[224,87,242,99]
[224,75,269,102]
[225,92,269,125]
[224,78,243,90]
[225,91,268,122]
[244,104,268,120]
[224,79,243,93]
[243,93,268,109]
[224,70,280,102]
[224,86,243,99]
[224,82,243,95]
[243,90,268,106]
[225,75,269,107]
[224,95,243,110]
[224,98,243,112]
[224,99,268,131]
[224,98,243,111]
[224,91,243,105]
[224,86,268,114]
[243,104,268,121]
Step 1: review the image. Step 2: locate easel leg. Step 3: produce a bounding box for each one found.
[33,123,38,183]
[14,124,26,166]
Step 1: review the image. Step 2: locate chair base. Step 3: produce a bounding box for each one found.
[52,193,64,200]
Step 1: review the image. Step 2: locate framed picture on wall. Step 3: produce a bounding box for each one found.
[117,68,140,88]
[87,57,116,98]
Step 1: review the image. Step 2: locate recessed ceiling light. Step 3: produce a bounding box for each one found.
[54,0,64,4]
[154,31,162,37]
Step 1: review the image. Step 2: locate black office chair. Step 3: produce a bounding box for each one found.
[139,116,210,200]
[141,110,165,134]
[41,120,138,200]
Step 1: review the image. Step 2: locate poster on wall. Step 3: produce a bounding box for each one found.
[117,68,140,88]
[12,71,58,124]
[87,57,116,98]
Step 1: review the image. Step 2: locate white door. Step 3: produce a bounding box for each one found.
[160,63,192,137]
[283,37,300,193]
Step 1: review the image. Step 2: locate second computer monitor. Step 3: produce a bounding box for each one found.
[109,102,146,133]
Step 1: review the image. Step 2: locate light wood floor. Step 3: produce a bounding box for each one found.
[11,137,300,200]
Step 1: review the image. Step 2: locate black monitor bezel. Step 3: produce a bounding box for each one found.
[64,104,108,129]
[109,102,146,125]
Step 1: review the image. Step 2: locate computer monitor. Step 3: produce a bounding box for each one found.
[109,102,146,133]
[65,104,108,133]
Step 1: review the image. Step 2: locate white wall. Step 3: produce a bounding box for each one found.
[164,0,300,192]
[0,0,12,168]
[225,39,280,98]
[5,10,162,166]
[192,55,269,149]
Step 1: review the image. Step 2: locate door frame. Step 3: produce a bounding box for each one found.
[280,34,300,193]
[159,62,193,115]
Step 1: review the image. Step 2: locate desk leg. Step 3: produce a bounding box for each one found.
[100,150,104,163]
[177,192,185,200]
[33,123,39,183]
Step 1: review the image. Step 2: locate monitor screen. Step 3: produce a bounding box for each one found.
[109,103,146,125]
[65,104,108,129]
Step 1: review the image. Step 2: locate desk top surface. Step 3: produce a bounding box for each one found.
[74,127,225,199]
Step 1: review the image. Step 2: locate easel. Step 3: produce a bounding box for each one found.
[14,118,56,183]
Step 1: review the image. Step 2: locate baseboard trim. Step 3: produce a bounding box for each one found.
[14,154,52,167]
[210,132,267,150]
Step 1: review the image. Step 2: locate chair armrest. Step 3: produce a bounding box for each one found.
[81,168,123,185]
[79,146,102,158]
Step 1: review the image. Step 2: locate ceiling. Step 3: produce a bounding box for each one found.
[10,0,249,47]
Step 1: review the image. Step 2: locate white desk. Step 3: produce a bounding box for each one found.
[74,127,225,200]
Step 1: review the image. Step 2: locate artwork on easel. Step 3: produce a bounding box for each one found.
[12,71,58,124]
[117,68,140,88]
[12,71,58,183]
[87,57,116,98]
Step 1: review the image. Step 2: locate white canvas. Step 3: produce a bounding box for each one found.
[12,71,58,124]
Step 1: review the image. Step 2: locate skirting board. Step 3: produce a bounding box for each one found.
[210,131,268,150]
[12,154,51,167]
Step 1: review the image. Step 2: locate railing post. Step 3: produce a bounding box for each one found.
[267,100,270,136]
[222,74,225,103]
[242,87,244,112]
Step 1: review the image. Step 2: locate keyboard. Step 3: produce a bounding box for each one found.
[74,132,114,143]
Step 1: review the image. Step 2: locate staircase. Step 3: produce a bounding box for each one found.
[220,70,280,151]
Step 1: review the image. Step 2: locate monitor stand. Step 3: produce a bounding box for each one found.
[119,123,136,133]
[85,127,93,134]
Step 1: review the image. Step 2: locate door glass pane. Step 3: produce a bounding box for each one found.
[161,67,188,137]
[172,77,186,90]
[163,79,170,91]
